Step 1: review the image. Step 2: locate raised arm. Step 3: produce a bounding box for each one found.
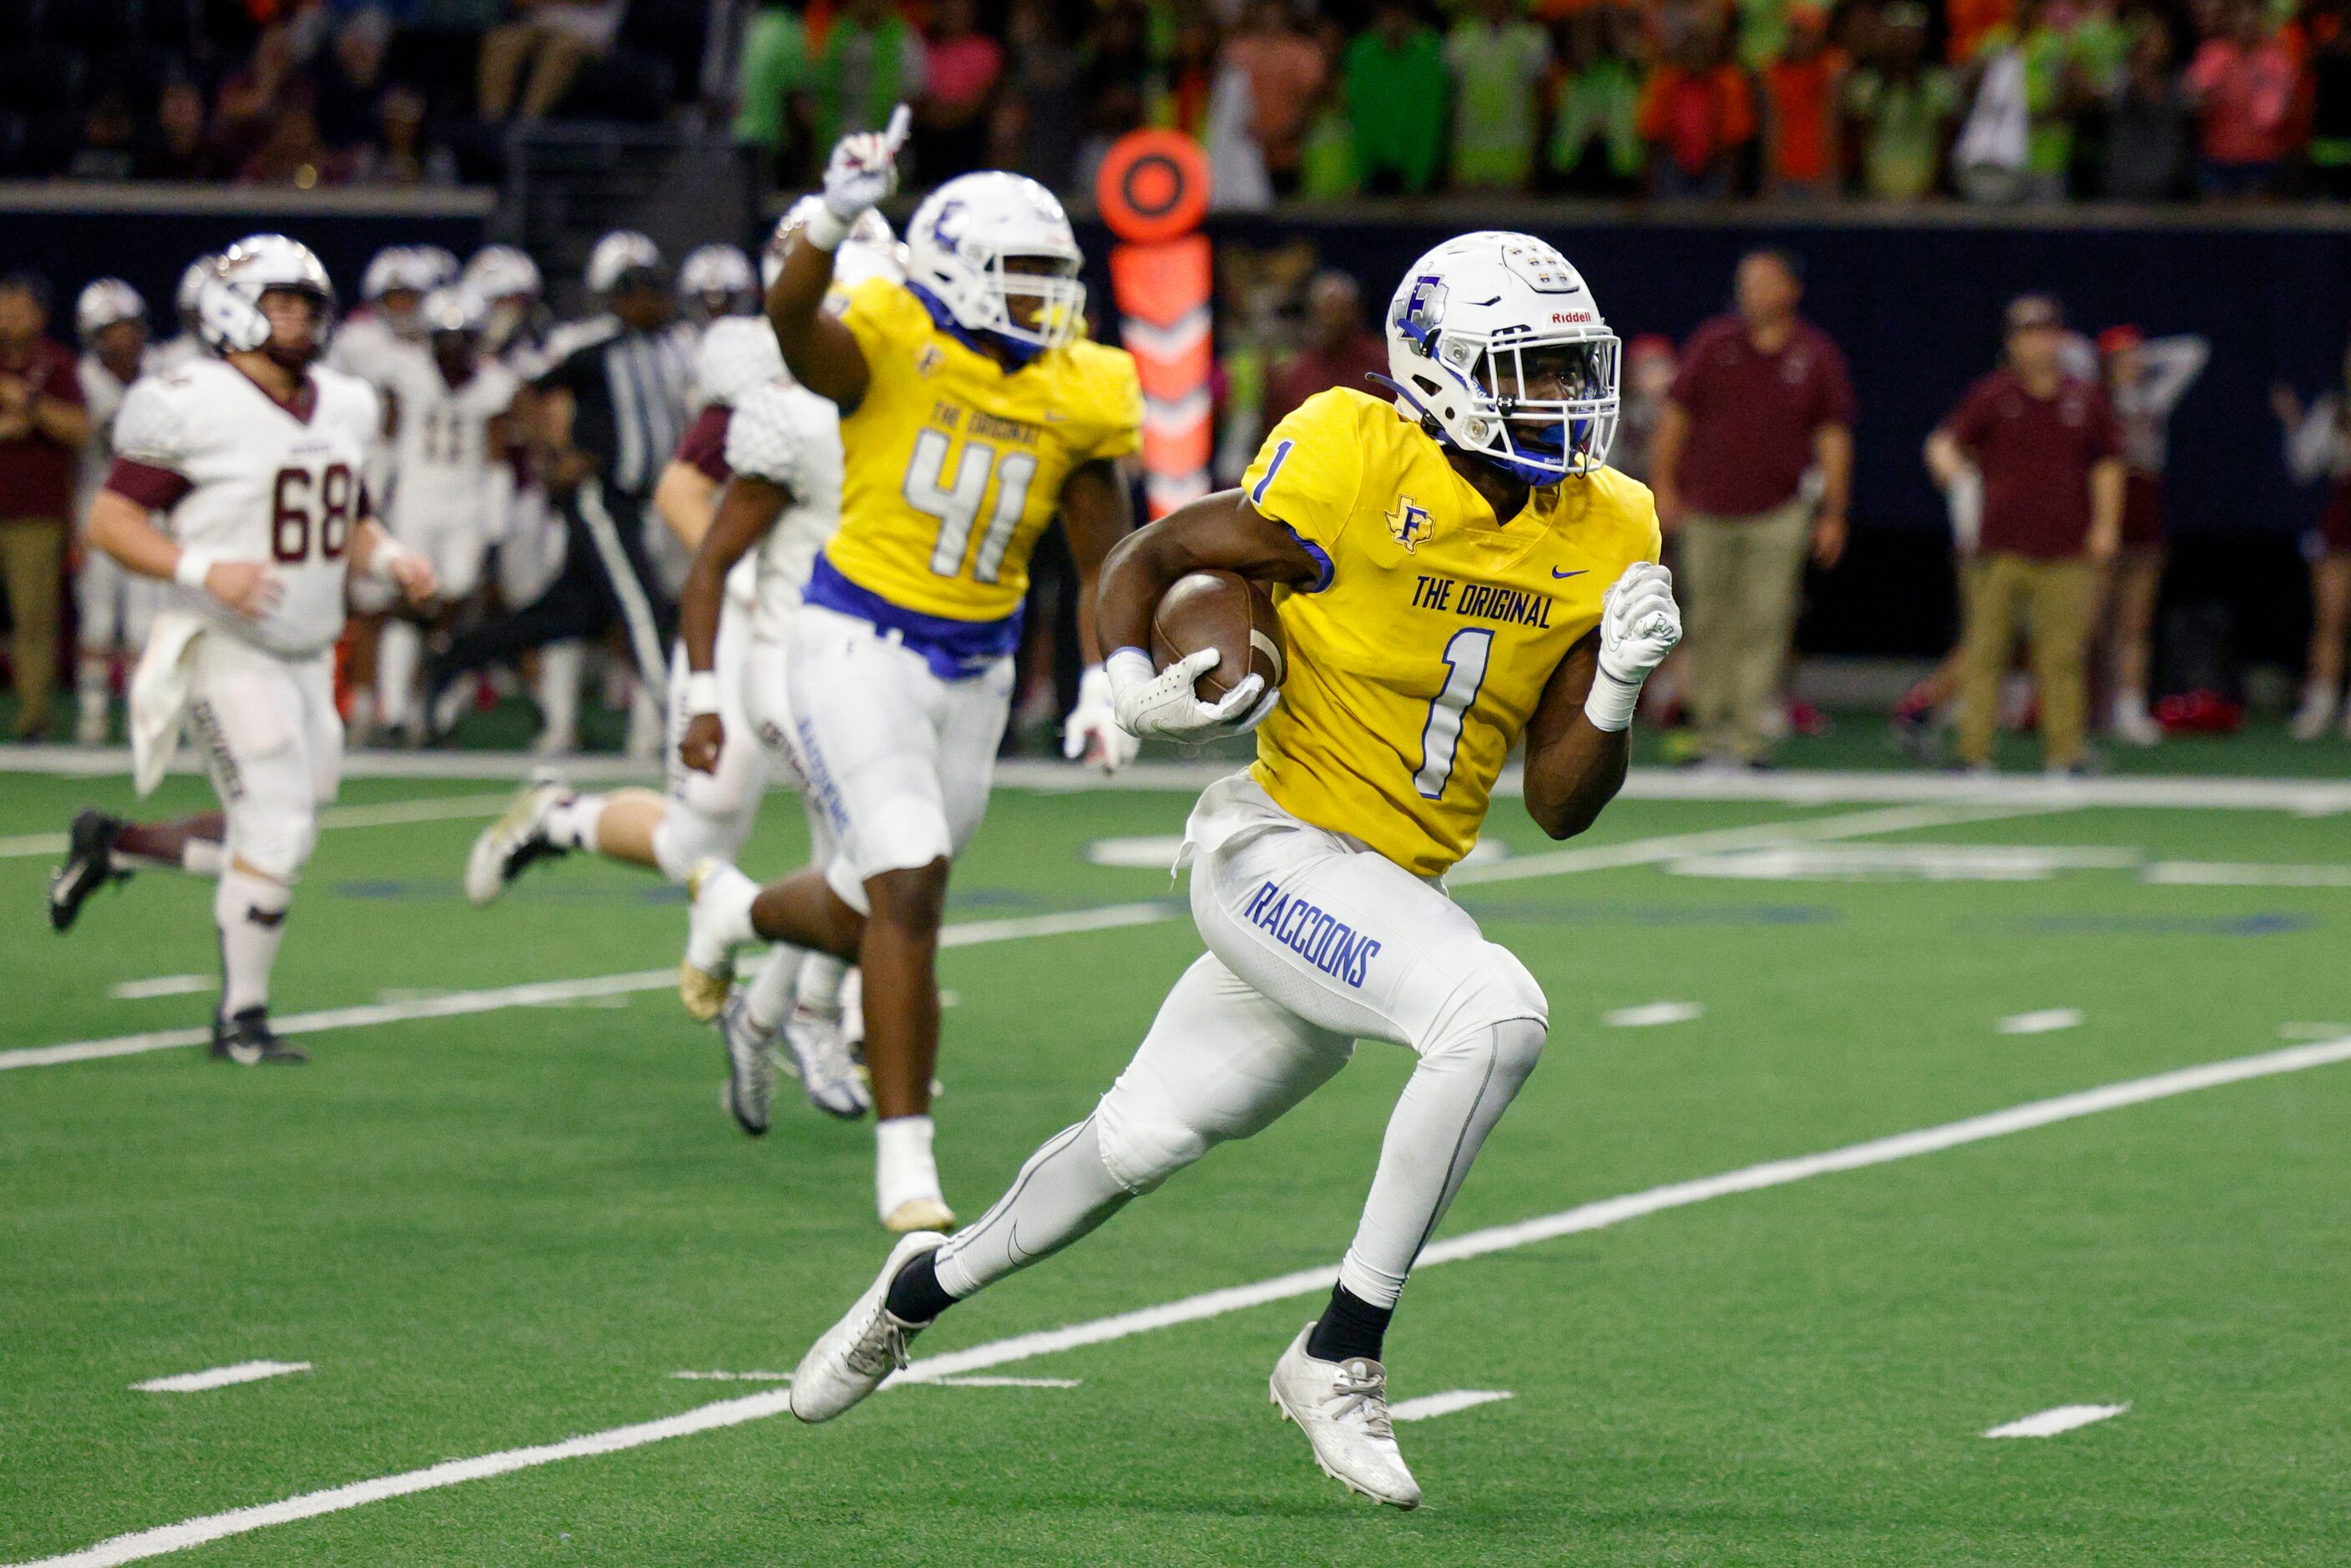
[764,105,910,412]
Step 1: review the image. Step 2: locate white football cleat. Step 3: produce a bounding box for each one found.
[715,991,776,1136]
[1268,1323,1421,1510]
[2290,686,2338,741]
[679,860,740,1022]
[464,769,571,907]
[782,1000,872,1120]
[2110,699,2162,748]
[789,1230,946,1423]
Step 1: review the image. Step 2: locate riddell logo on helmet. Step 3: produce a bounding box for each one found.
[1550,311,1594,324]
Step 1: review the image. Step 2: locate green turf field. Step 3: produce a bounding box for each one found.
[4,765,2349,1565]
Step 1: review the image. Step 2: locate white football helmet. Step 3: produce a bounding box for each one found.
[904,172,1085,357]
[463,244,542,303]
[586,230,664,296]
[677,242,758,321]
[174,254,218,329]
[76,278,146,341]
[1382,231,1619,483]
[419,284,486,338]
[195,233,336,361]
[361,245,447,303]
[764,195,902,292]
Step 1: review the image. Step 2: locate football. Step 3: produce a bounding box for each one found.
[1150,569,1287,702]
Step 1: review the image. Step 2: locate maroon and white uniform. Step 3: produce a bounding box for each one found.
[108,358,378,879]
[372,341,518,602]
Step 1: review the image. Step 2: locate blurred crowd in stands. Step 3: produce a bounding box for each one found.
[6,0,2351,203]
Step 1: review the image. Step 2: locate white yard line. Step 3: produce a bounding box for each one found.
[1983,1403,2129,1439]
[1997,1009,2086,1036]
[0,904,1178,1071]
[1389,1389,1514,1424]
[21,1033,2345,1568]
[4,807,2044,1071]
[108,976,211,1002]
[1604,1002,1706,1029]
[130,1362,309,1394]
[928,1377,1081,1389]
[0,795,512,861]
[670,1371,791,1383]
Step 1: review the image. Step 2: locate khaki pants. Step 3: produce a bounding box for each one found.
[0,516,64,738]
[1678,500,1812,762]
[1957,551,2101,768]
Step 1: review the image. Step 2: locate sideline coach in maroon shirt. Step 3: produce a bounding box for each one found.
[0,273,92,741]
[1926,295,2124,773]
[1651,250,1855,766]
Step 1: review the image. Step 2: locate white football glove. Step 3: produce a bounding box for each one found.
[813,104,911,244]
[1062,664,1139,773]
[1105,646,1277,744]
[1585,561,1681,732]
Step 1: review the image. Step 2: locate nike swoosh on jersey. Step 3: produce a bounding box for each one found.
[1552,567,1587,579]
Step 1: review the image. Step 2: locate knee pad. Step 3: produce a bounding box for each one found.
[1422,938,1549,1055]
[1093,1080,1210,1195]
[230,802,315,883]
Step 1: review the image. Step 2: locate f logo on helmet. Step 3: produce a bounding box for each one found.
[928,199,967,252]
[1386,497,1433,552]
[1395,276,1446,352]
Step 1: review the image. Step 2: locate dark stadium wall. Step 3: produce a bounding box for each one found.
[1116,212,2351,668]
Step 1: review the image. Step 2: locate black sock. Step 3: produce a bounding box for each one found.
[884,1249,957,1325]
[1305,1284,1393,1363]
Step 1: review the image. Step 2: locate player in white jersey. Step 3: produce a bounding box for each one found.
[367,286,522,742]
[45,235,437,1065]
[71,279,161,743]
[328,245,458,385]
[460,211,897,1114]
[678,243,760,341]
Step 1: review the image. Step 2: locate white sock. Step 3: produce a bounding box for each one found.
[797,953,848,1015]
[875,1115,942,1222]
[544,793,604,852]
[377,620,422,729]
[215,868,290,1017]
[696,862,761,948]
[77,652,109,708]
[184,839,225,878]
[536,640,584,748]
[741,942,809,1034]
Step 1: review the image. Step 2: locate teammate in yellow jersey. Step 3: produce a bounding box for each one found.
[680,108,1144,1232]
[786,231,1684,1510]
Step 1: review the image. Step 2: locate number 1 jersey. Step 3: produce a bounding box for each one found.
[822,276,1141,625]
[1241,389,1661,878]
[109,358,381,659]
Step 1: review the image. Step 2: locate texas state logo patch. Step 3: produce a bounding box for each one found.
[1386,496,1433,553]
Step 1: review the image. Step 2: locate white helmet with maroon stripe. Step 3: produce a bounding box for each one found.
[1382,230,1619,483]
[195,234,336,363]
[75,278,146,341]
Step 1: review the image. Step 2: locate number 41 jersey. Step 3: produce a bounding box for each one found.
[1243,388,1661,878]
[822,276,1141,626]
[109,358,381,660]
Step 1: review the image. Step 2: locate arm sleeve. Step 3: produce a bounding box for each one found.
[109,377,191,478]
[1941,380,1992,451]
[1238,392,1368,594]
[675,406,734,482]
[837,277,919,402]
[2084,387,2122,462]
[1815,337,1858,427]
[723,387,809,493]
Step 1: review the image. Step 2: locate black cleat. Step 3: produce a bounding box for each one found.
[210,1006,308,1066]
[48,809,131,932]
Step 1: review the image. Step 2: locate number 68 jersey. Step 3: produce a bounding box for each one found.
[108,358,381,659]
[1241,388,1661,878]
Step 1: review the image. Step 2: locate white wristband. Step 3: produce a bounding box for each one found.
[174,548,216,592]
[1582,664,1644,733]
[802,207,851,252]
[367,536,416,587]
[682,671,722,718]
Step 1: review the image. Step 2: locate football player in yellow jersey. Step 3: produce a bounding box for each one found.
[786,231,1683,1509]
[680,109,1144,1233]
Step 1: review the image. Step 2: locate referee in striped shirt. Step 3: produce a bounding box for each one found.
[430,230,694,731]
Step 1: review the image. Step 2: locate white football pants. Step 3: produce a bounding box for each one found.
[937,774,1550,1311]
[181,632,343,882]
[649,611,766,882]
[784,602,1012,914]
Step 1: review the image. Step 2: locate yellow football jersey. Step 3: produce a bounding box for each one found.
[1241,389,1661,878]
[822,276,1143,624]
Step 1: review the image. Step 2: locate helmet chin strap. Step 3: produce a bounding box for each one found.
[909,282,1048,367]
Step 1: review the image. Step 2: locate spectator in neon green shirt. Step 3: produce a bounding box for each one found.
[731,4,809,160]
[810,0,927,154]
[1547,8,1644,194]
[1445,0,1552,190]
[1346,1,1449,195]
